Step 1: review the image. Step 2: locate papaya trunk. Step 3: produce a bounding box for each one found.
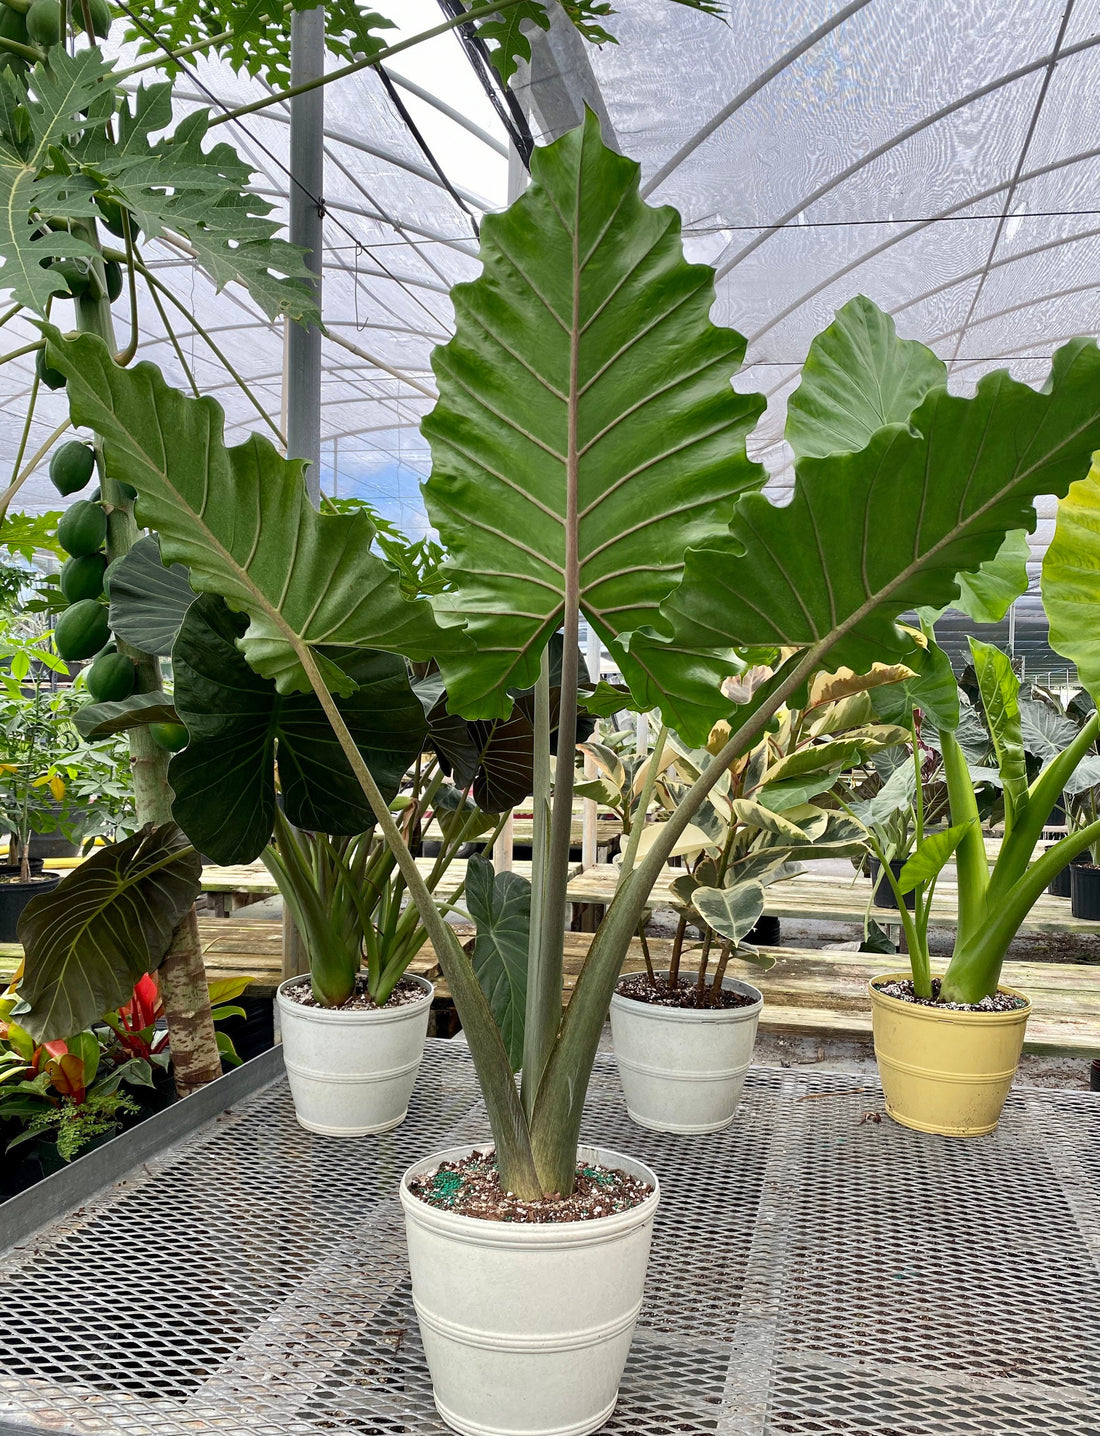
[73,235,221,1095]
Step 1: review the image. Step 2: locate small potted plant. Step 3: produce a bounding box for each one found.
[606,680,904,1133]
[43,118,1100,1435]
[0,632,72,938]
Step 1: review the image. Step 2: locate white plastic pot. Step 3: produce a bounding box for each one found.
[276,974,432,1136]
[609,972,762,1133]
[400,1142,660,1436]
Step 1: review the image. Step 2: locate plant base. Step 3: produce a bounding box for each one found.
[400,1141,660,1436]
[275,974,432,1137]
[610,972,762,1133]
[0,872,60,943]
[869,972,1031,1137]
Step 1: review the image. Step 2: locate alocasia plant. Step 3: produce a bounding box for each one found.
[33,116,1100,1197]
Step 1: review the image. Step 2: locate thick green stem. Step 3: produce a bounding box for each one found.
[72,223,221,1095]
[522,646,554,1119]
[294,643,541,1198]
[940,727,987,956]
[942,815,1100,1001]
[618,722,667,880]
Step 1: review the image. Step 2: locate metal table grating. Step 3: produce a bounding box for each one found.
[2,1041,1098,1436]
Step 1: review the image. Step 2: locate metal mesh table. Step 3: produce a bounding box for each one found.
[2,1041,1098,1436]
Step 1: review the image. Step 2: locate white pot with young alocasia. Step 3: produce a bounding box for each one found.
[276,974,433,1136]
[400,1142,660,1436]
[610,973,763,1133]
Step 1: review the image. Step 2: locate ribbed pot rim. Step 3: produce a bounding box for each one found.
[869,972,1031,1023]
[610,971,762,1024]
[276,972,433,1024]
[399,1141,661,1247]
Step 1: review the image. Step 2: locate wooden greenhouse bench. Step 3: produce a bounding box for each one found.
[564,864,1100,936]
[3,924,1097,1057]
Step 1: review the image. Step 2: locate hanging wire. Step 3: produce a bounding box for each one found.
[436,0,534,164]
[109,0,473,341]
[377,65,480,238]
[947,0,1077,369]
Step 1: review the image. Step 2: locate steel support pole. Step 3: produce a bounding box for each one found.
[285,3,326,496]
[283,7,325,979]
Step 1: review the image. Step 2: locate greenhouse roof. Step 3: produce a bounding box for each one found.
[9,0,1100,600]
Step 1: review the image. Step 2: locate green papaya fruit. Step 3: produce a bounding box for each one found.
[50,256,93,298]
[85,650,135,703]
[25,0,60,45]
[75,0,108,37]
[36,348,66,391]
[48,440,96,496]
[104,259,122,301]
[57,499,107,557]
[149,721,189,753]
[54,600,110,661]
[60,551,107,603]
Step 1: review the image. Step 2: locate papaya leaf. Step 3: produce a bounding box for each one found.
[785,295,946,460]
[12,824,200,1042]
[658,335,1100,685]
[466,855,531,1071]
[169,596,428,865]
[968,638,1027,825]
[897,820,976,894]
[74,690,178,739]
[1042,458,1100,701]
[44,329,459,697]
[106,534,196,656]
[0,50,110,313]
[421,111,765,724]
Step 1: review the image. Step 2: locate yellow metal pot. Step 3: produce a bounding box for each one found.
[869,973,1031,1137]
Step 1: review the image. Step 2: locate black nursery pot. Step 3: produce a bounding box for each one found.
[1070,861,1100,919]
[746,914,781,946]
[0,872,61,942]
[0,858,44,879]
[868,857,916,911]
[1046,846,1087,899]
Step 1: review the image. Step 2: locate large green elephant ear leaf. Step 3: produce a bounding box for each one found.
[107,534,197,657]
[1042,458,1100,700]
[785,295,946,459]
[785,296,1031,626]
[968,637,1027,826]
[466,855,531,1071]
[43,329,459,698]
[421,108,765,722]
[13,824,200,1042]
[656,340,1100,683]
[169,596,428,865]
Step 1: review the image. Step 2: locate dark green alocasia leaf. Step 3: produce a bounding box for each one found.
[1042,459,1100,701]
[658,338,1100,684]
[169,597,428,865]
[106,534,196,656]
[422,110,765,722]
[75,690,179,739]
[13,824,200,1042]
[785,295,946,460]
[44,329,458,698]
[466,855,531,1071]
[968,638,1027,825]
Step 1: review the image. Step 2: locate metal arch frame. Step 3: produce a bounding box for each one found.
[711,28,1100,280]
[639,0,873,200]
[169,86,498,213]
[745,143,1100,345]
